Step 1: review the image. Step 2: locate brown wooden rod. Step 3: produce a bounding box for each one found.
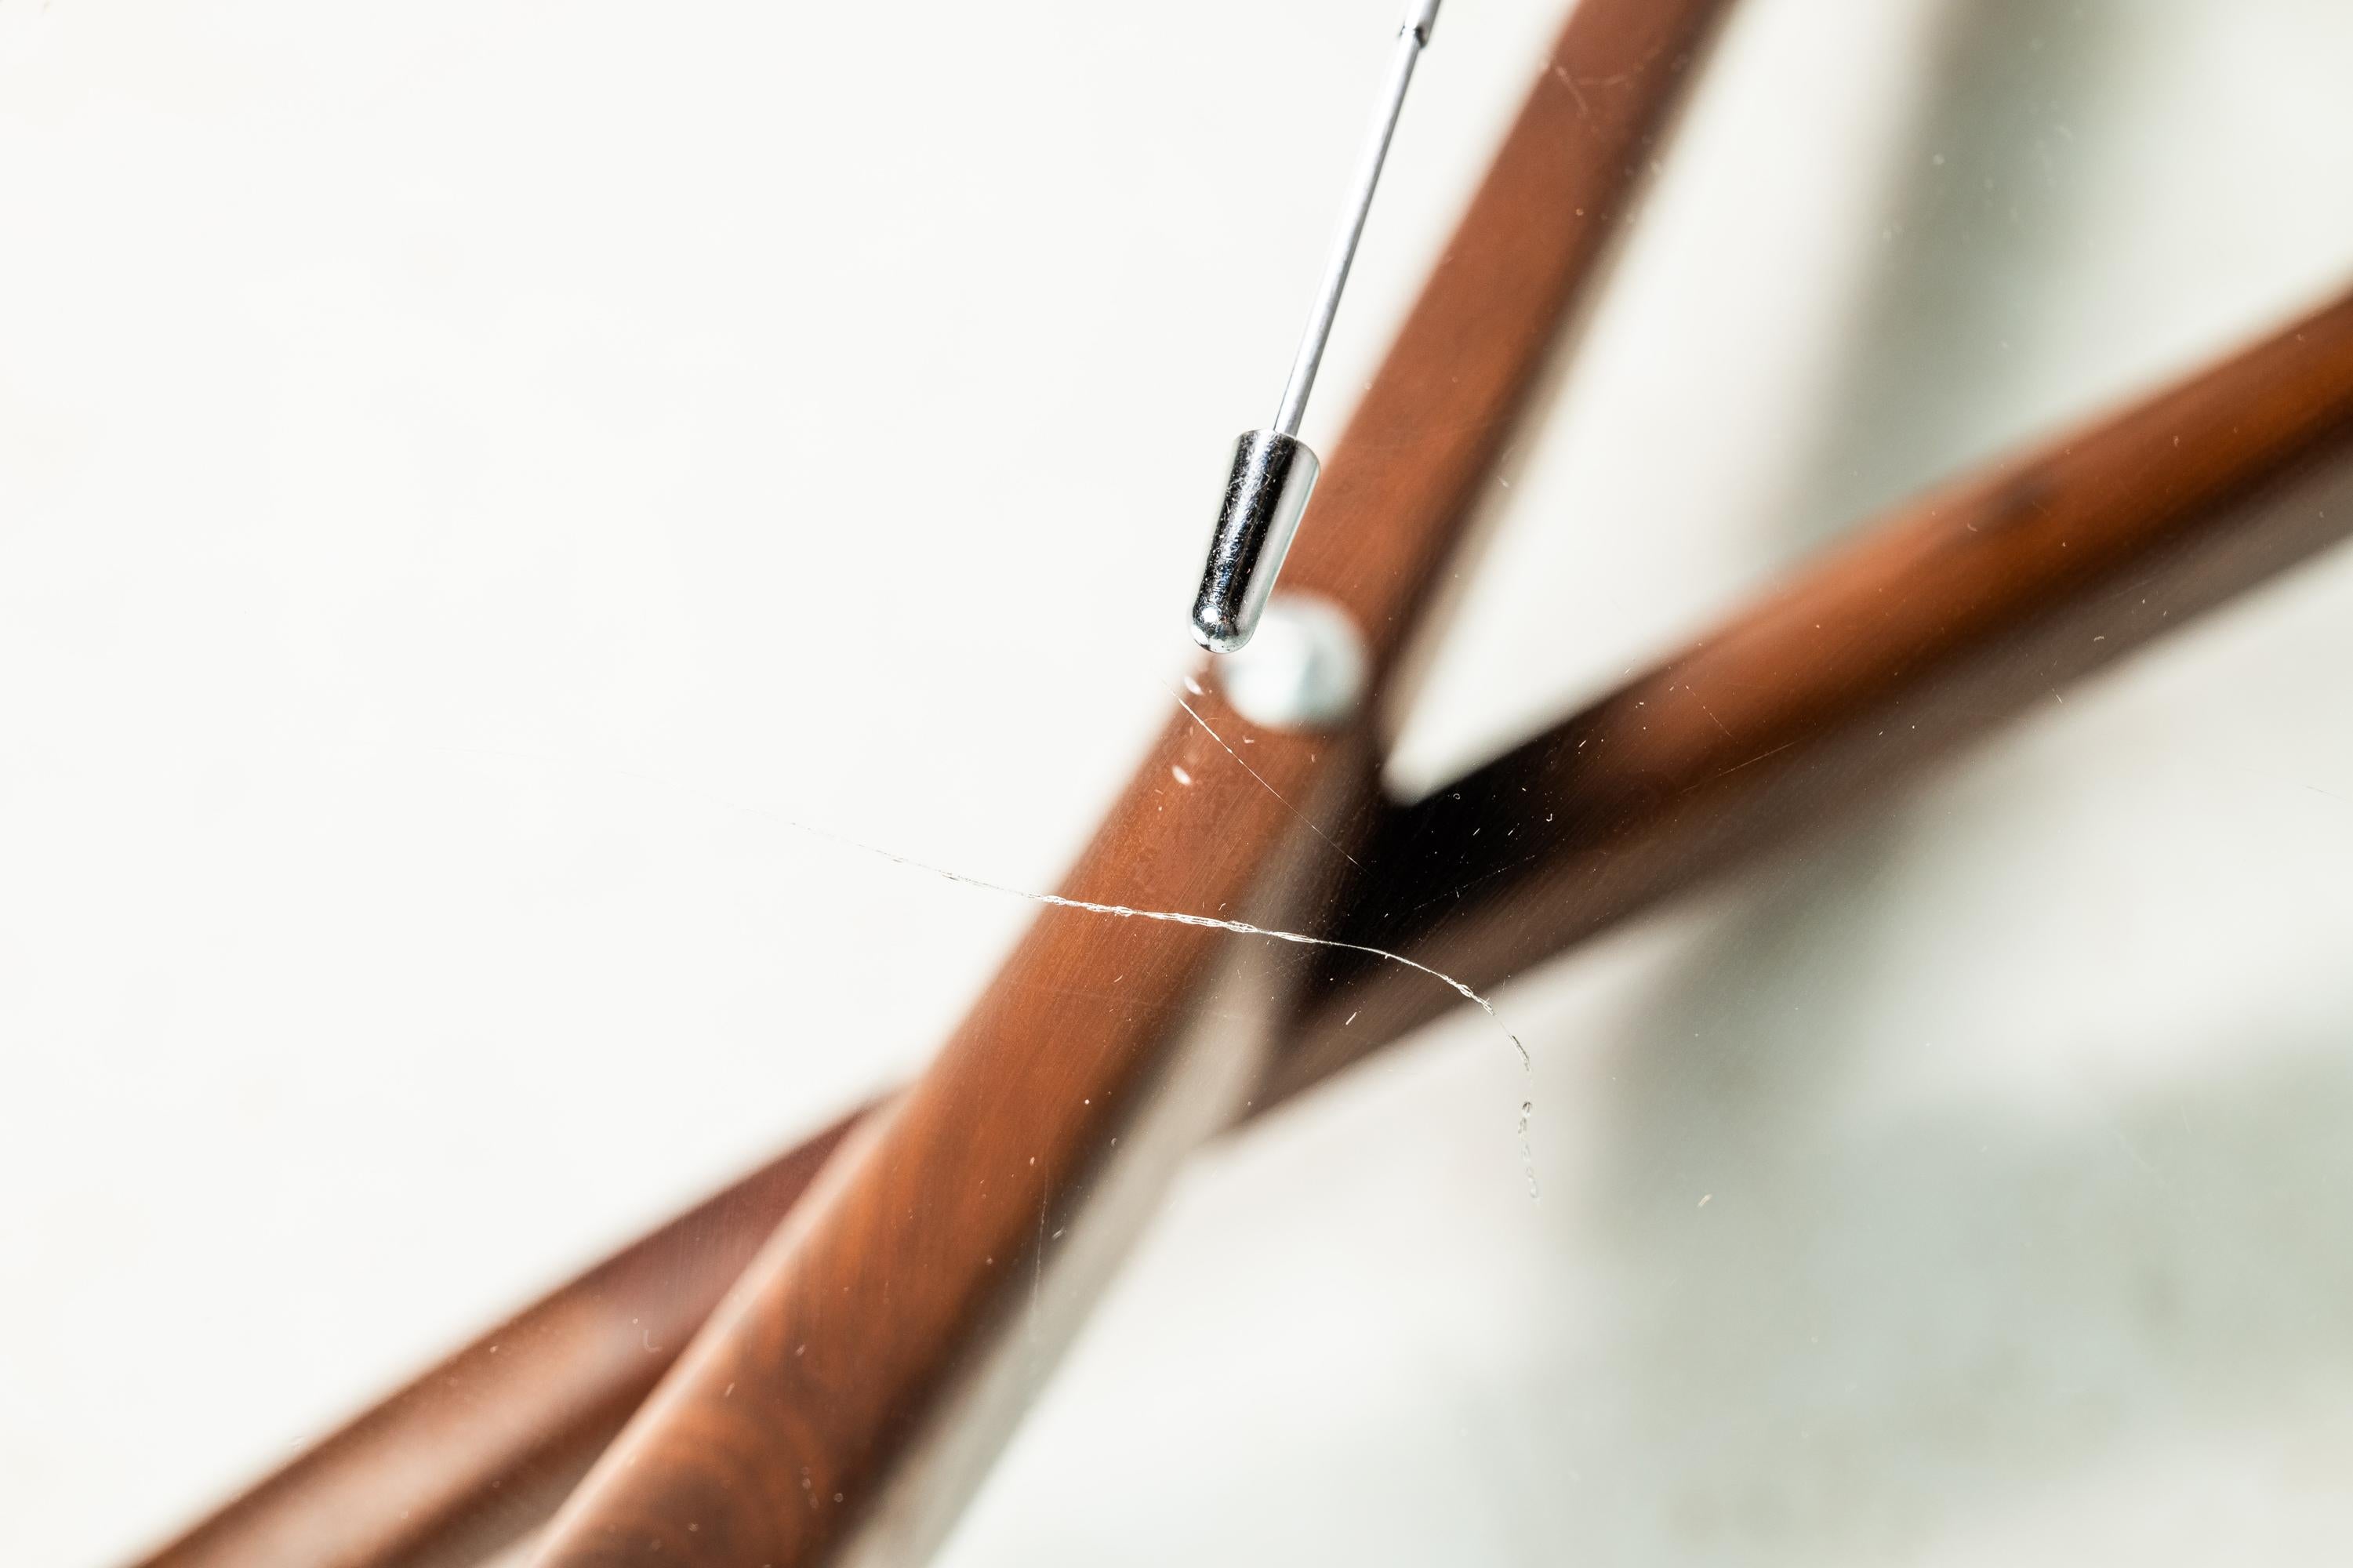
[515,5,1734,1567]
[128,1110,866,1568]
[1270,279,2353,1103]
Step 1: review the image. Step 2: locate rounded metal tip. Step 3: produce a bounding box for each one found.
[1189,613,1252,656]
[1189,429,1320,655]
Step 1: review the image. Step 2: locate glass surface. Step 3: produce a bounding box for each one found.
[6,1,2353,1564]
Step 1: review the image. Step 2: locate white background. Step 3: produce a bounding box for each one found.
[7,0,2353,1563]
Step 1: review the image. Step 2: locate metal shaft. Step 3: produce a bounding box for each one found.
[1273,0,1440,438]
[1191,0,1441,655]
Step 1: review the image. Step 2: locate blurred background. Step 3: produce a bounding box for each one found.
[7,0,2353,1562]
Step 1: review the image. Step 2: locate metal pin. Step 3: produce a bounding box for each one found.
[1190,0,1442,655]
